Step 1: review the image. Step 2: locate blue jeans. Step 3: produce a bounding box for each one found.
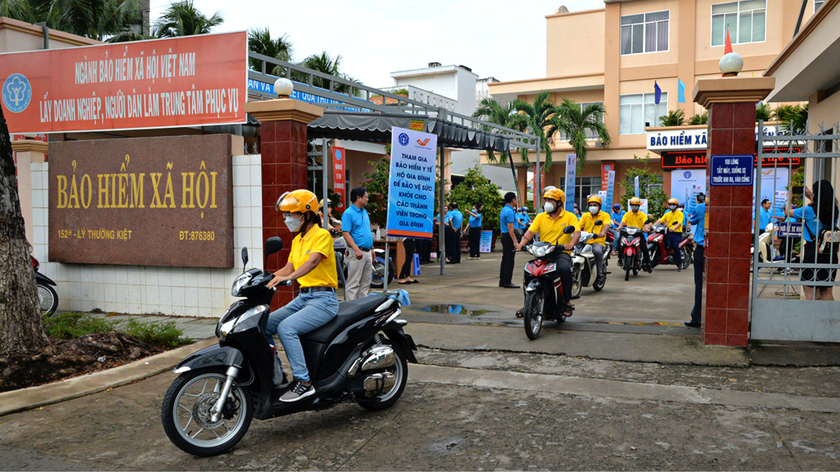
[265,291,338,382]
[609,228,620,251]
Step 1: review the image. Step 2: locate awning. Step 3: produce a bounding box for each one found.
[307,110,511,153]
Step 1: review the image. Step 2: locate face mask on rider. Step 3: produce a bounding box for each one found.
[544,202,556,213]
[631,205,640,212]
[284,214,304,232]
[669,205,677,211]
[589,206,599,215]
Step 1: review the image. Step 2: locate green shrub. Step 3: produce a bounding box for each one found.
[44,313,192,348]
[120,318,192,348]
[45,312,118,339]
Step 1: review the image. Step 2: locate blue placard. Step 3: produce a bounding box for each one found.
[479,230,493,253]
[386,127,438,238]
[710,155,753,186]
[776,222,803,238]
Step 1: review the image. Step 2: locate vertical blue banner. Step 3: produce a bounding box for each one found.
[634,176,640,198]
[564,154,577,212]
[386,126,438,238]
[606,170,616,207]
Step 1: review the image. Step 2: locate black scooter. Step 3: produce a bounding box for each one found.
[521,226,576,340]
[161,237,417,456]
[31,254,58,316]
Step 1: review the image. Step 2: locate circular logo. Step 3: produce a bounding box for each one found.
[3,73,32,113]
[684,171,692,179]
[335,150,342,160]
[604,165,611,171]
[398,133,409,146]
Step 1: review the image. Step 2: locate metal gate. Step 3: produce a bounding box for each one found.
[751,121,840,342]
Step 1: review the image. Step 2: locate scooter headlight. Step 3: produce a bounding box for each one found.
[232,305,270,334]
[231,272,253,297]
[531,245,554,258]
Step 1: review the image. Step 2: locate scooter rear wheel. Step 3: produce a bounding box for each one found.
[161,369,253,457]
[37,283,58,317]
[357,341,409,411]
[681,247,693,270]
[523,292,543,340]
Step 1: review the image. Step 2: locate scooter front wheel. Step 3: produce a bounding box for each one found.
[523,292,544,340]
[625,266,631,281]
[161,369,253,456]
[37,283,58,317]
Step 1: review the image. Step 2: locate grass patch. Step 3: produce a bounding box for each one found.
[45,313,193,348]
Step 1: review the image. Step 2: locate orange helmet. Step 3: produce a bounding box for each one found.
[587,195,603,206]
[668,198,679,205]
[277,189,319,213]
[543,188,565,205]
[629,197,642,206]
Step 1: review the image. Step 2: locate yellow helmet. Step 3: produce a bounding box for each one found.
[277,189,319,213]
[668,198,679,205]
[629,197,642,206]
[543,188,565,205]
[587,195,603,206]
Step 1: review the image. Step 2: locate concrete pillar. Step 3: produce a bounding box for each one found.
[244,99,324,310]
[694,76,775,347]
[11,140,48,245]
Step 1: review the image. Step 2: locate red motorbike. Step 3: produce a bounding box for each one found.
[647,221,692,270]
[617,226,645,281]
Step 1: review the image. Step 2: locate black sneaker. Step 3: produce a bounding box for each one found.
[280,381,315,402]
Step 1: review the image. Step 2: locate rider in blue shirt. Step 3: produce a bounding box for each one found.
[609,203,626,252]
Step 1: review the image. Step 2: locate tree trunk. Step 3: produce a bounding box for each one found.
[0,104,51,357]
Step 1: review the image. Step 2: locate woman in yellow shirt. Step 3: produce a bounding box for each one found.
[266,189,339,402]
[655,198,685,271]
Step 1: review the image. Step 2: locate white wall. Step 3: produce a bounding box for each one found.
[31,154,264,318]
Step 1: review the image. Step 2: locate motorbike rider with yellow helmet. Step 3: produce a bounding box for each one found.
[516,188,581,318]
[616,196,653,273]
[579,195,611,281]
[655,198,686,271]
[265,189,339,402]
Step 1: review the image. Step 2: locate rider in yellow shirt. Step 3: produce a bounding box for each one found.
[516,188,581,317]
[579,195,611,282]
[616,196,653,273]
[655,198,685,271]
[265,190,339,402]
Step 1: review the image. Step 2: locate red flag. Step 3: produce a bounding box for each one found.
[724,28,733,54]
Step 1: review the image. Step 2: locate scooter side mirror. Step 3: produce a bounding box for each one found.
[264,237,284,268]
[241,247,249,268]
[594,220,603,226]
[645,219,653,225]
[563,226,576,234]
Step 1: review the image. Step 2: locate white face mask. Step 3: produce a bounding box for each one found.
[544,202,556,213]
[589,206,599,215]
[669,205,677,211]
[631,205,640,212]
[284,215,304,232]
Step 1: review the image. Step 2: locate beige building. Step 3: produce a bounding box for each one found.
[487,0,822,207]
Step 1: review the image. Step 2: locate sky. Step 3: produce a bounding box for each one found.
[149,0,603,87]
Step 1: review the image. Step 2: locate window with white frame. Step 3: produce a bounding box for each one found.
[815,0,825,11]
[711,0,766,46]
[621,11,670,55]
[619,93,668,135]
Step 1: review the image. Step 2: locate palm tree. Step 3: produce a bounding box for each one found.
[552,99,611,171]
[659,109,686,127]
[152,0,223,38]
[1,0,142,41]
[511,91,557,168]
[248,27,293,76]
[756,102,772,122]
[688,111,708,125]
[473,97,528,204]
[298,51,357,95]
[773,104,808,134]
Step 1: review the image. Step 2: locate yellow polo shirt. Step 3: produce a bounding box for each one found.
[659,210,684,233]
[528,210,580,254]
[622,210,649,229]
[291,226,338,288]
[579,211,611,245]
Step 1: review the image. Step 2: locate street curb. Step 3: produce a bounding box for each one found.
[0,338,217,417]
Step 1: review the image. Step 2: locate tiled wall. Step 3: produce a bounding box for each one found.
[30,154,265,318]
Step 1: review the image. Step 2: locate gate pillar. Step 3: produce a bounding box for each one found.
[694,76,775,346]
[244,95,323,310]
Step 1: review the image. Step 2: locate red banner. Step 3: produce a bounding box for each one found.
[601,161,615,191]
[0,32,247,134]
[332,147,346,210]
